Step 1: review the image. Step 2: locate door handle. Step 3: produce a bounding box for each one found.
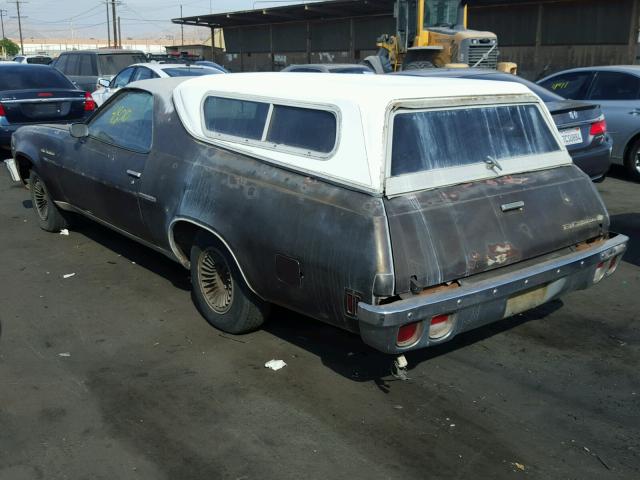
[126,169,142,178]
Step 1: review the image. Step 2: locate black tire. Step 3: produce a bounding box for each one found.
[29,170,68,232]
[403,60,435,71]
[624,139,640,182]
[190,231,268,334]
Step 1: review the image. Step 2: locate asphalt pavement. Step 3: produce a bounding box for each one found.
[0,166,638,480]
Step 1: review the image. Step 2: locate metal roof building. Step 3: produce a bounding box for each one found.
[173,0,639,78]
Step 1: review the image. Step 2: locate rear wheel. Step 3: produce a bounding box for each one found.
[30,170,68,232]
[403,60,435,71]
[190,232,268,334]
[624,139,640,181]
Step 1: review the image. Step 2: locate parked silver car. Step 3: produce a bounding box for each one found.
[538,66,640,180]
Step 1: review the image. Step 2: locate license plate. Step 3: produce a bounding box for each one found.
[503,284,549,318]
[560,127,583,146]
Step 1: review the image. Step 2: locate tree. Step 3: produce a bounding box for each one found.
[0,38,20,58]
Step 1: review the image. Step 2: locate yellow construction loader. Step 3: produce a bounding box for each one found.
[367,0,516,73]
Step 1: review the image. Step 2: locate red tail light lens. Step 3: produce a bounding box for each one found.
[589,118,606,136]
[84,92,96,111]
[0,103,5,116]
[397,321,422,347]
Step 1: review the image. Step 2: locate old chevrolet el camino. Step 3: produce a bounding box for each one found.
[6,73,628,354]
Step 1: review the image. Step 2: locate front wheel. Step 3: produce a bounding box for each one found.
[30,170,69,232]
[190,232,268,334]
[624,139,640,182]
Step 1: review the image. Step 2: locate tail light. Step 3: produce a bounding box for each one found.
[589,118,607,136]
[84,92,96,111]
[397,321,422,347]
[429,313,455,340]
[0,103,5,116]
[606,255,621,276]
[593,261,607,283]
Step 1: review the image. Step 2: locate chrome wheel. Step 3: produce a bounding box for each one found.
[32,177,49,221]
[635,149,640,174]
[197,248,234,314]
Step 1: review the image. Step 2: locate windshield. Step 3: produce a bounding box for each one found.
[162,67,222,77]
[391,104,560,176]
[98,54,147,75]
[424,0,461,28]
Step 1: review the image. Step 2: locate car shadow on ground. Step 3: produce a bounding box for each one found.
[610,212,640,267]
[29,203,565,389]
[65,215,191,291]
[264,300,563,391]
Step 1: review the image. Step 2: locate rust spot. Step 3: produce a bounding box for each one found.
[486,242,519,267]
[574,236,606,252]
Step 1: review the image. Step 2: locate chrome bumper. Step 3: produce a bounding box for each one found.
[358,234,628,353]
[4,158,21,182]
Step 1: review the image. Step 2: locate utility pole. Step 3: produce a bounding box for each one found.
[111,0,118,48]
[105,1,110,47]
[180,4,184,46]
[9,1,25,55]
[0,9,7,39]
[117,16,121,49]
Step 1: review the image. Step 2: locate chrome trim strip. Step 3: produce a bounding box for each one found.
[168,216,262,298]
[138,192,156,203]
[359,234,628,327]
[501,201,524,212]
[0,97,84,104]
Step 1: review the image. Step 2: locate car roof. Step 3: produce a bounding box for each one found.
[0,63,56,70]
[543,65,640,76]
[286,63,370,70]
[173,71,531,104]
[59,49,144,55]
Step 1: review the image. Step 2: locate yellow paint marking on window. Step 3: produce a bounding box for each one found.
[110,106,133,125]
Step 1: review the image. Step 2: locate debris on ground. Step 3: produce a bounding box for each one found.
[58,352,71,357]
[59,229,69,236]
[513,462,525,471]
[264,359,287,371]
[62,273,76,279]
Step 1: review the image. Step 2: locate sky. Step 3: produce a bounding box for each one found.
[0,0,317,41]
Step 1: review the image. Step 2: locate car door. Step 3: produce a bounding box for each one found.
[538,71,595,100]
[585,70,640,161]
[59,90,154,240]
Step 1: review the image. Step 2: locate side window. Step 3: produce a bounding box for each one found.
[54,54,67,72]
[78,54,94,76]
[88,91,153,152]
[266,105,337,153]
[64,54,80,76]
[589,72,640,101]
[203,97,270,140]
[111,67,135,88]
[539,72,593,99]
[132,67,156,81]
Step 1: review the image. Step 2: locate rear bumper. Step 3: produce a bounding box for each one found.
[358,233,628,354]
[568,140,611,181]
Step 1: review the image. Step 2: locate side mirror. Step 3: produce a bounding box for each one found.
[97,78,110,88]
[69,123,89,139]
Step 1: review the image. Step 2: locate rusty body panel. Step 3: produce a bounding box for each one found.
[385,167,609,294]
[12,88,394,334]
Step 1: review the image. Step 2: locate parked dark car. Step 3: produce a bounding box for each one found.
[398,68,611,182]
[538,66,640,181]
[282,63,374,74]
[51,49,147,92]
[0,64,95,148]
[6,74,627,355]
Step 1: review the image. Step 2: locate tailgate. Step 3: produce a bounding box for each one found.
[385,166,609,294]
